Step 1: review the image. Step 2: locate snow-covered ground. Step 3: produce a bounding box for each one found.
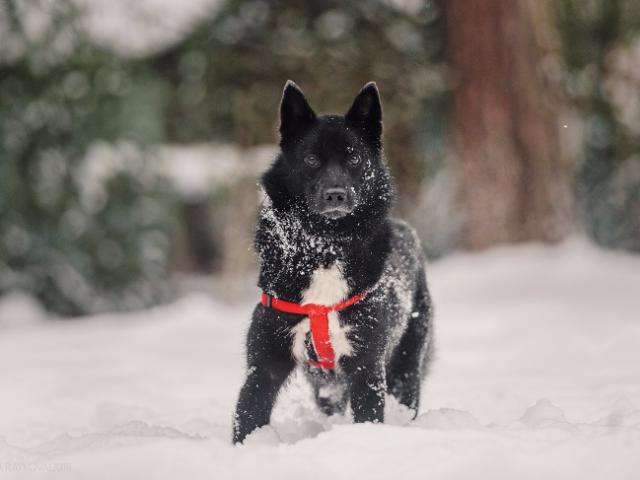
[1,239,639,479]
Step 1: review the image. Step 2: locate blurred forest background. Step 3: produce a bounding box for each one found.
[1,0,639,316]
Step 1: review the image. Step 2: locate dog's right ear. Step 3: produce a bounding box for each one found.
[345,82,382,145]
[279,80,316,142]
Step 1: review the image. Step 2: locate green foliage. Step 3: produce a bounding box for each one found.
[0,0,177,315]
[159,0,444,140]
[556,0,640,252]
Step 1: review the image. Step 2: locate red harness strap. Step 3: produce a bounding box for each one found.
[261,291,366,369]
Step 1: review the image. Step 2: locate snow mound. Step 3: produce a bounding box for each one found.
[596,398,640,429]
[242,426,280,447]
[519,398,568,428]
[414,408,480,429]
[0,291,47,327]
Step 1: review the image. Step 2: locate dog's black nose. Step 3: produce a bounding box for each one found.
[323,188,347,206]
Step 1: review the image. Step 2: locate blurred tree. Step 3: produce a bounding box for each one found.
[443,0,572,249]
[556,0,640,252]
[0,0,177,315]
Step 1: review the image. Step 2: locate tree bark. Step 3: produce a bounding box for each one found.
[444,0,571,249]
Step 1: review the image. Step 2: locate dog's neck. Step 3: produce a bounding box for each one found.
[259,200,356,257]
[256,199,391,302]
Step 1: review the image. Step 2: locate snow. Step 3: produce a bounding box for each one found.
[74,0,224,58]
[1,238,639,479]
[0,0,223,63]
[159,143,277,200]
[75,142,277,203]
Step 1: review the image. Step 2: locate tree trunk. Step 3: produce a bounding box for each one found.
[444,0,571,249]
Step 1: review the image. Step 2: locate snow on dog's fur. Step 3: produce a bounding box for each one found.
[233,81,434,444]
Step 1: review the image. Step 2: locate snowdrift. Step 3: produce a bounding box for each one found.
[0,239,639,479]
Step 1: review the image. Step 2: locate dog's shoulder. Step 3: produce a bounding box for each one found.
[254,199,296,255]
[388,218,422,255]
[380,217,426,288]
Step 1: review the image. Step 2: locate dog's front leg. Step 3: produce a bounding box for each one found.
[233,360,293,444]
[233,310,295,444]
[342,355,386,424]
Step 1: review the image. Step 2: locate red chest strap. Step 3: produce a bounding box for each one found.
[261,291,366,369]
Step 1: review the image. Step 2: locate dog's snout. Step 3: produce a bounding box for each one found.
[323,188,347,206]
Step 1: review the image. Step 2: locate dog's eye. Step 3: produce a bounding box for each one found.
[304,154,320,168]
[347,155,361,167]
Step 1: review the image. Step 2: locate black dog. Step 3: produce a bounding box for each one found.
[232,81,434,444]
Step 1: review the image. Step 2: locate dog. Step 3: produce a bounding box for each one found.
[232,81,434,444]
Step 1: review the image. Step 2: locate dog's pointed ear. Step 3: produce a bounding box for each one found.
[345,82,382,143]
[279,80,316,142]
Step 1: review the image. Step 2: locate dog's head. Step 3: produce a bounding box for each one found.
[265,81,390,223]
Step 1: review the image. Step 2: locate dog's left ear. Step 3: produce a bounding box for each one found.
[280,80,316,143]
[345,82,382,144]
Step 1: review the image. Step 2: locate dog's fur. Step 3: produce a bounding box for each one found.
[232,81,434,444]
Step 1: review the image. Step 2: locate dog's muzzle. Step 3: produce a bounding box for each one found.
[320,188,353,219]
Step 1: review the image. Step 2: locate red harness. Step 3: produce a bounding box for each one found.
[261,291,366,369]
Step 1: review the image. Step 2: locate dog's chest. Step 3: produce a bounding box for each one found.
[290,263,353,364]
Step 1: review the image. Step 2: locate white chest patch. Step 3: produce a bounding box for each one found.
[291,263,353,365]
